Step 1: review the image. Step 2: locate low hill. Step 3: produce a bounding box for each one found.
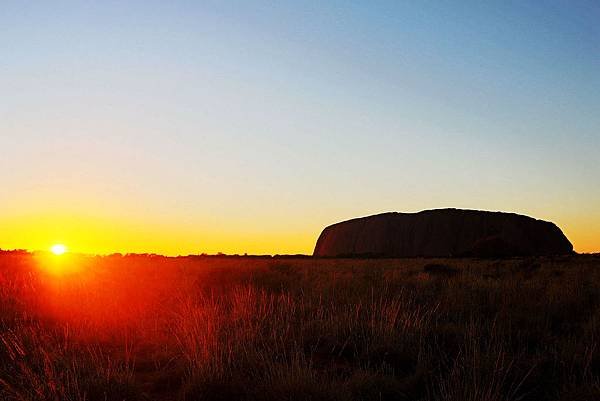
[314,209,573,257]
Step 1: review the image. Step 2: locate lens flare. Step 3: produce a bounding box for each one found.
[51,244,67,255]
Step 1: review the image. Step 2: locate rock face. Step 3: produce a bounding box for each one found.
[313,209,573,258]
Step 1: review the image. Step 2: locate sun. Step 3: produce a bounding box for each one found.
[50,244,67,255]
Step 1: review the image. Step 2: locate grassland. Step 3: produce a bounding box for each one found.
[1,251,599,400]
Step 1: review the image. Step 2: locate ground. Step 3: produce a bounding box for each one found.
[1,251,599,400]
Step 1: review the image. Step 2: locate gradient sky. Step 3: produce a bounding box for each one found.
[1,1,599,255]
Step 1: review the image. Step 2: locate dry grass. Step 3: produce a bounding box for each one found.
[1,251,599,400]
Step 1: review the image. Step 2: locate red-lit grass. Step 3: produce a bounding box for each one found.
[1,252,599,400]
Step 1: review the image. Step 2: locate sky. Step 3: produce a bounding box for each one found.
[1,1,599,255]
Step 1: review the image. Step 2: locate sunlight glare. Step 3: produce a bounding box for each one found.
[51,244,67,255]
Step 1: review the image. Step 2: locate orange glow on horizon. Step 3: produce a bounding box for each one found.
[0,211,317,256]
[1,209,599,256]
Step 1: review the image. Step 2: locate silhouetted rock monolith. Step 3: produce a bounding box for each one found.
[313,209,573,258]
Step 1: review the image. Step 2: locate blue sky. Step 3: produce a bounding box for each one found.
[1,1,599,254]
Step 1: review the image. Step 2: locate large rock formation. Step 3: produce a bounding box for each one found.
[313,209,573,258]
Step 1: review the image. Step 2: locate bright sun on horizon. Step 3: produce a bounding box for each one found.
[50,244,67,256]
